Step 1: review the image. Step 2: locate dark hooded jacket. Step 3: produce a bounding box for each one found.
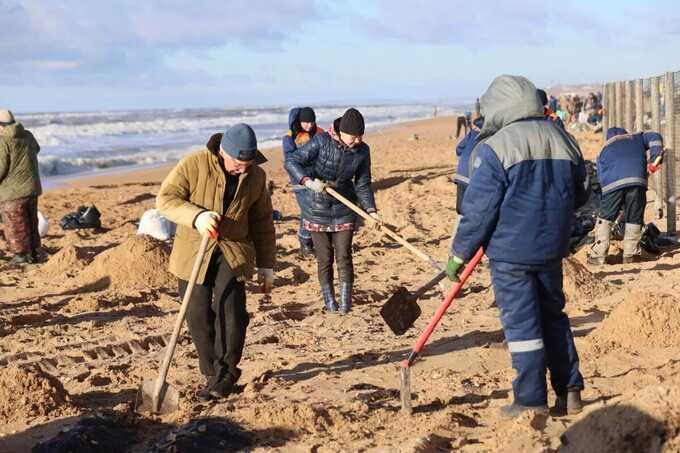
[454,117,484,187]
[597,127,663,195]
[452,75,589,264]
[282,107,324,184]
[284,132,376,225]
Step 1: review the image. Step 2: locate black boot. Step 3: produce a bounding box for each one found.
[9,253,35,265]
[339,281,352,314]
[322,284,337,313]
[553,390,583,415]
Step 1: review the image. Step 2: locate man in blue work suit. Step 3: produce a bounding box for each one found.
[446,75,590,418]
[587,127,663,265]
[449,112,483,247]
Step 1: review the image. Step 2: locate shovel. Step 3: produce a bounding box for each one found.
[136,234,211,414]
[399,247,484,414]
[380,270,447,336]
[325,187,443,272]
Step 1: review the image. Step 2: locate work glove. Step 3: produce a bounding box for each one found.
[257,268,275,294]
[195,211,221,238]
[304,178,327,193]
[368,211,383,230]
[647,163,660,174]
[445,255,465,282]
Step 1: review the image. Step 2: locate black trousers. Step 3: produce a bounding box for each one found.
[310,230,354,285]
[599,186,646,225]
[178,252,249,387]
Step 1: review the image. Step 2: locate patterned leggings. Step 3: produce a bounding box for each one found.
[0,196,40,255]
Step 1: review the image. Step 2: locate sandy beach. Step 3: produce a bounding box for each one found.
[1,117,680,452]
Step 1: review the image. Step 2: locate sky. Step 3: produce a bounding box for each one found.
[1,0,680,112]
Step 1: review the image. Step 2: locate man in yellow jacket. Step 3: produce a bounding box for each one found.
[157,123,276,399]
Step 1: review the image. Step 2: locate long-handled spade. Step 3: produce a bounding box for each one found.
[399,248,484,414]
[136,234,211,414]
[324,187,443,273]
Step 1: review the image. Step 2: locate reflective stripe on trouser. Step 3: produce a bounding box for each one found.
[293,188,313,245]
[490,260,584,406]
[589,217,612,260]
[623,223,643,258]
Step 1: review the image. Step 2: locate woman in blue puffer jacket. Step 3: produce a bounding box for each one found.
[284,108,380,314]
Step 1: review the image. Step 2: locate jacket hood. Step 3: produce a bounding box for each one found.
[288,107,301,129]
[206,133,267,165]
[606,127,628,141]
[0,122,24,138]
[478,75,544,139]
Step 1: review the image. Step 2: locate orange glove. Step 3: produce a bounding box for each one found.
[648,163,660,174]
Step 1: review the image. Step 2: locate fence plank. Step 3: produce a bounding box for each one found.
[634,79,644,132]
[651,76,664,219]
[665,71,677,235]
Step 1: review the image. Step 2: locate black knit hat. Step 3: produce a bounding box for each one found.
[299,107,316,122]
[339,108,365,135]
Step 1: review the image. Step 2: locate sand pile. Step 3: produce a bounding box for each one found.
[590,292,680,352]
[560,384,680,452]
[79,235,173,290]
[562,256,612,303]
[0,365,77,424]
[41,245,90,277]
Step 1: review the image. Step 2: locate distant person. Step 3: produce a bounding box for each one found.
[549,95,559,113]
[282,107,325,257]
[157,123,276,400]
[450,112,483,243]
[0,109,43,265]
[588,127,663,265]
[537,89,565,129]
[447,75,589,418]
[285,108,380,314]
[455,111,472,138]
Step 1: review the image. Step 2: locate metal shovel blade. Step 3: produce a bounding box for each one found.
[135,378,180,415]
[380,287,422,336]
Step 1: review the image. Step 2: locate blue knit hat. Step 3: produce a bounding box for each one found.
[220,123,258,161]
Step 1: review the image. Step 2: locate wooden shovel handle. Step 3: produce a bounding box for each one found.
[324,187,442,271]
[152,234,210,411]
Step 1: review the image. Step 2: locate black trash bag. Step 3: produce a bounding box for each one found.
[59,205,102,230]
[640,223,662,254]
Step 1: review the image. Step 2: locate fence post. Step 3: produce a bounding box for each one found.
[665,71,677,235]
[634,79,644,132]
[615,81,624,128]
[651,76,664,219]
[624,80,634,131]
[602,83,610,140]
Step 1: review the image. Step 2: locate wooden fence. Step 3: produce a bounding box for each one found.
[602,71,679,235]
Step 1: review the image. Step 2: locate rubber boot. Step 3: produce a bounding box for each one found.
[9,253,35,265]
[338,281,353,314]
[499,402,549,418]
[553,390,583,416]
[587,218,612,265]
[299,241,315,258]
[622,223,643,264]
[322,284,338,313]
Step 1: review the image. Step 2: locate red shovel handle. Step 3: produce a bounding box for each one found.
[402,247,485,368]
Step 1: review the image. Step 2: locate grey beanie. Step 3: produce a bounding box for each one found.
[220,123,258,161]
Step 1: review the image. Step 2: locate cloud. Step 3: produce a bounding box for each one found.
[0,0,321,85]
[355,0,598,46]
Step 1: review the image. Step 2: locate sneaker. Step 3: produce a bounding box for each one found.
[209,376,236,398]
[553,390,583,416]
[500,403,549,418]
[196,387,214,401]
[586,255,605,266]
[9,254,35,265]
